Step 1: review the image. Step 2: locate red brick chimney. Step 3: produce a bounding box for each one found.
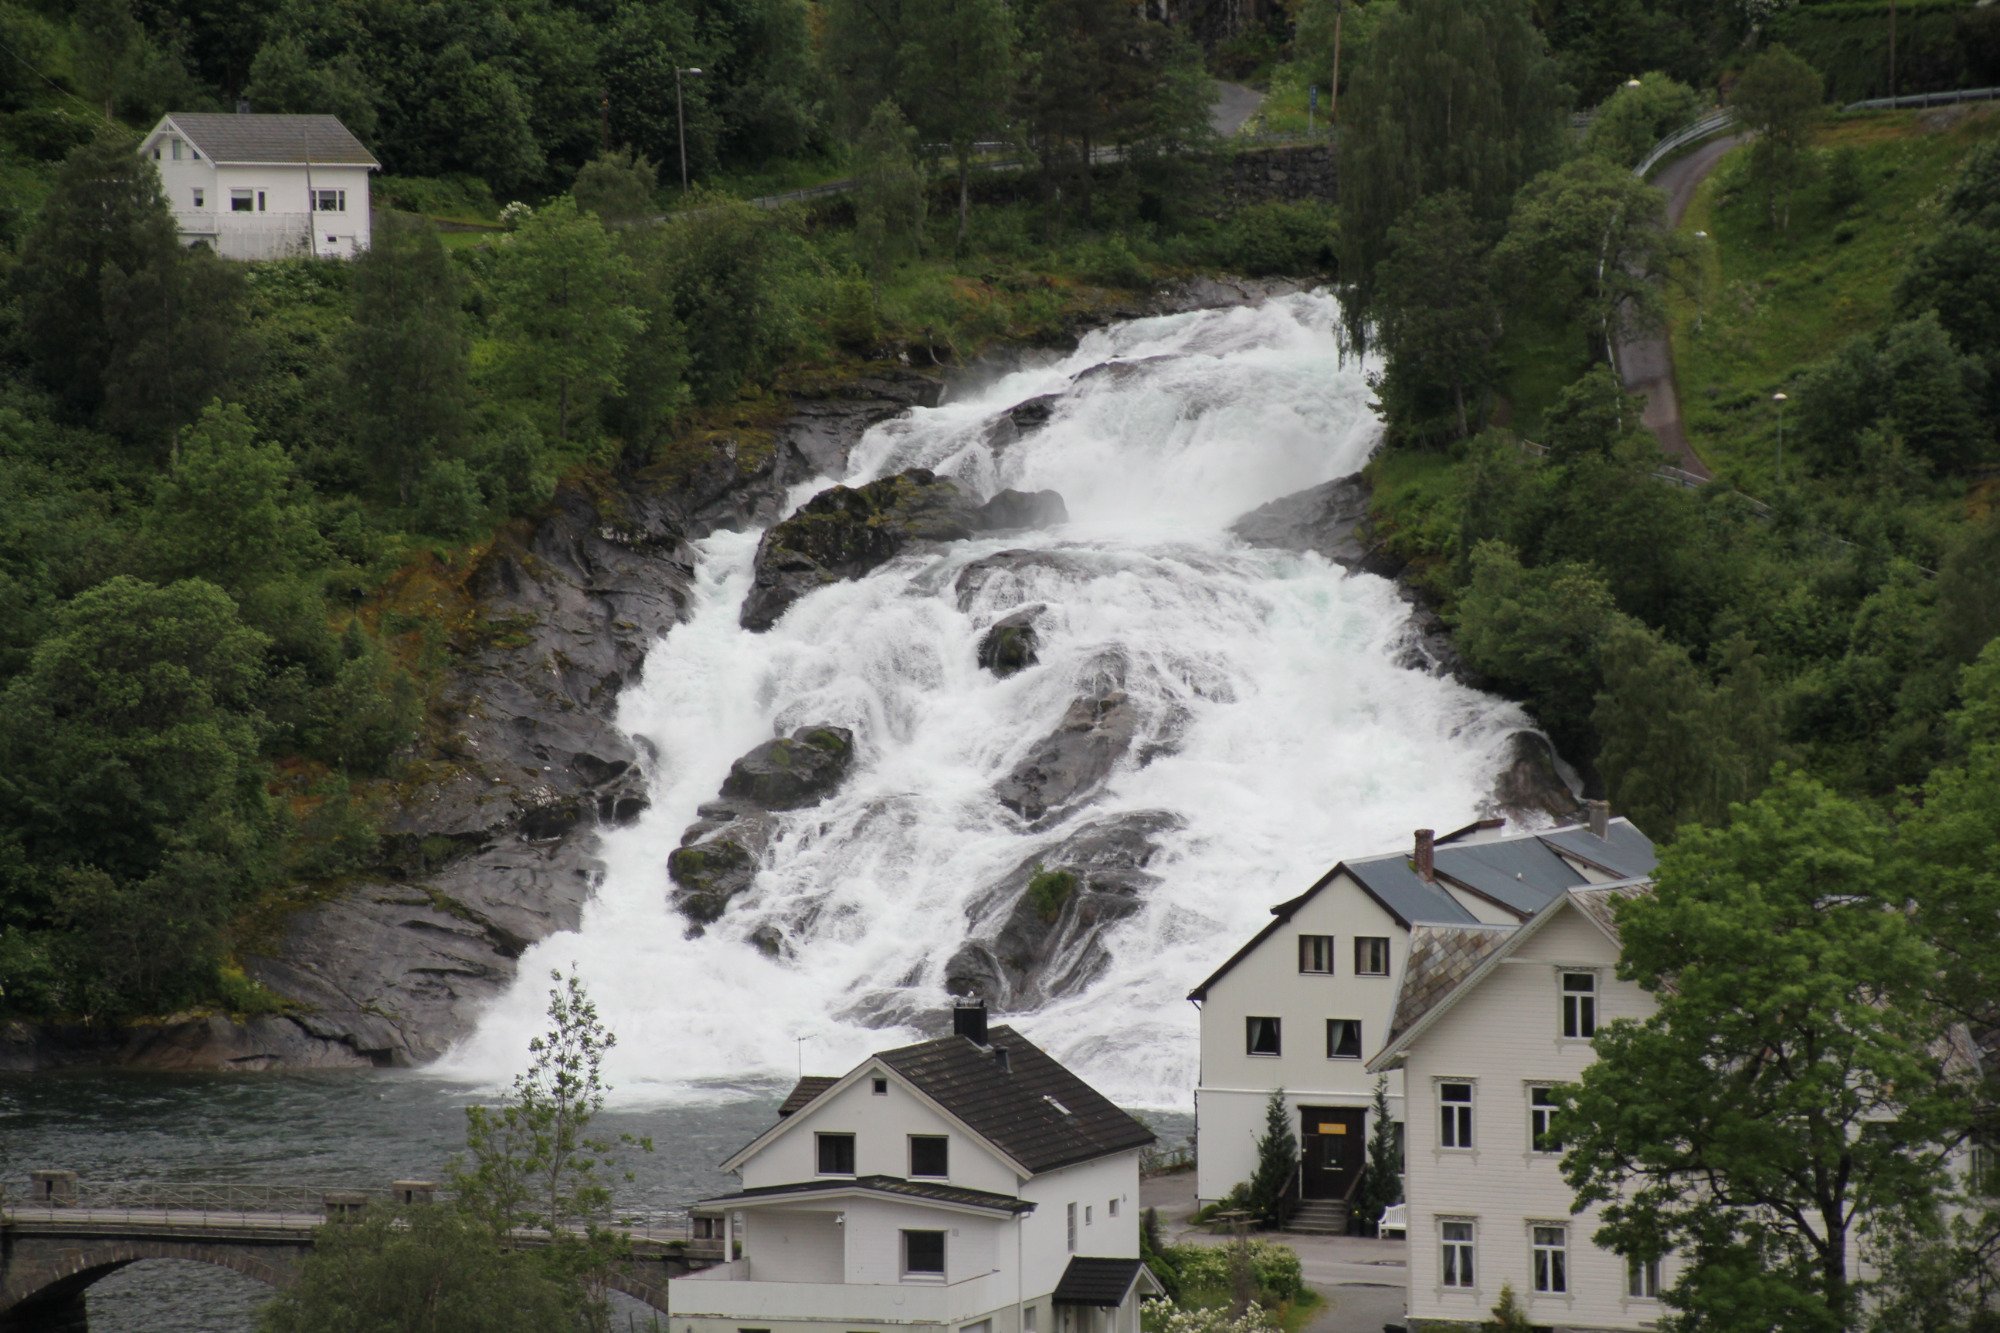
[1414,828,1435,882]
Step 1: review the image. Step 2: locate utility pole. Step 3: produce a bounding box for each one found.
[1889,0,1899,100]
[675,66,704,192]
[1330,0,1345,128]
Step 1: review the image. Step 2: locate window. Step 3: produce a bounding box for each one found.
[1440,1221,1475,1289]
[816,1132,856,1175]
[1532,1225,1569,1294]
[312,188,347,212]
[1066,1202,1077,1252]
[1108,1198,1120,1218]
[1085,1205,1093,1226]
[872,1077,888,1095]
[171,138,182,160]
[1627,1256,1660,1299]
[1439,1082,1473,1149]
[1024,1309,1039,1333]
[1561,972,1597,1039]
[1326,1018,1362,1060]
[152,147,161,159]
[910,1135,949,1178]
[1245,1016,1281,1057]
[191,189,204,209]
[1298,934,1334,973]
[256,190,266,212]
[902,1229,945,1278]
[1355,937,1391,976]
[1529,1086,1561,1153]
[230,189,254,213]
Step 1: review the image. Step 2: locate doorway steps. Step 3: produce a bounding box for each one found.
[1284,1200,1349,1235]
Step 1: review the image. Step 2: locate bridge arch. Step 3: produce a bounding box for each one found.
[0,1236,306,1326]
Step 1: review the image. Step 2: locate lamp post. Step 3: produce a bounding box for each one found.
[675,66,704,192]
[1773,391,1789,479]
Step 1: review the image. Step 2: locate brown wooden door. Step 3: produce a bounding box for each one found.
[1299,1107,1366,1200]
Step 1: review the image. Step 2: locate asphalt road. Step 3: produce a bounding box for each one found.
[1211,81,1266,137]
[1615,133,1749,480]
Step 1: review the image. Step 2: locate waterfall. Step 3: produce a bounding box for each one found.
[438,292,1533,1108]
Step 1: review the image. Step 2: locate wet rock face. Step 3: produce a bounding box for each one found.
[668,727,856,927]
[1228,475,1376,571]
[978,606,1043,677]
[977,489,1069,531]
[943,810,1183,1010]
[1486,730,1584,826]
[993,682,1141,824]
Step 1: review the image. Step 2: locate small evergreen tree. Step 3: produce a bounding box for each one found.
[1482,1282,1534,1331]
[1245,1089,1297,1227]
[1354,1076,1403,1235]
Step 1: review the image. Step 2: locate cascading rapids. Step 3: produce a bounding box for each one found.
[439,292,1535,1107]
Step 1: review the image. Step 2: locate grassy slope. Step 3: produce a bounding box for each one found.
[1672,104,2000,490]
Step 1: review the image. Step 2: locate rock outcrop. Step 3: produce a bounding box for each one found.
[977,606,1043,677]
[1228,474,1377,571]
[1486,731,1585,826]
[993,673,1142,824]
[943,810,1183,1009]
[740,469,1069,631]
[668,727,857,926]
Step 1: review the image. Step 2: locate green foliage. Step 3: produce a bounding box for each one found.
[1561,771,1966,1331]
[900,0,1015,246]
[853,100,926,286]
[1481,1283,1533,1331]
[1244,1089,1298,1228]
[1583,72,1706,170]
[571,149,659,225]
[1766,0,1990,103]
[1208,202,1338,278]
[1337,0,1569,346]
[1373,192,1499,442]
[1796,314,1992,476]
[1026,865,1077,922]
[1161,1240,1304,1305]
[1732,45,1825,232]
[145,403,328,596]
[1353,1075,1402,1234]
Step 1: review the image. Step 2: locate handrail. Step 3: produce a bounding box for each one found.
[1633,109,1736,179]
[1845,85,2000,112]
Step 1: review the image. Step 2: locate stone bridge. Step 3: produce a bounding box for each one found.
[0,1172,715,1331]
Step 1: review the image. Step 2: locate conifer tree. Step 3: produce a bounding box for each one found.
[1246,1089,1297,1227]
[1354,1076,1403,1234]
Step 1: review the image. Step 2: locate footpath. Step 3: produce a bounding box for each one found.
[1139,1173,1407,1333]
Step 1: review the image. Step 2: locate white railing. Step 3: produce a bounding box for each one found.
[671,1268,1004,1324]
[1634,110,1736,179]
[1845,85,2000,112]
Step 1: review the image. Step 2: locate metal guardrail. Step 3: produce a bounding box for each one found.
[1634,109,1737,179]
[1845,85,2000,112]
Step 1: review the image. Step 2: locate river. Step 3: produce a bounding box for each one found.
[3,291,1531,1328]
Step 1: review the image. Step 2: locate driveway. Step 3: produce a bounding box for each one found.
[1140,1174,1407,1333]
[1212,81,1266,137]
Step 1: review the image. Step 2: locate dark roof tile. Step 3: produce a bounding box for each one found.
[778,1075,839,1117]
[1053,1257,1150,1306]
[167,113,379,167]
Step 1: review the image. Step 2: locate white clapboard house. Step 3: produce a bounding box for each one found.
[1185,804,1657,1229]
[670,1002,1162,1333]
[140,112,378,260]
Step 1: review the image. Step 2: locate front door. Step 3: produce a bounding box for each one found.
[1299,1107,1366,1200]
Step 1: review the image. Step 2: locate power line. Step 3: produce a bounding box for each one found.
[0,34,121,128]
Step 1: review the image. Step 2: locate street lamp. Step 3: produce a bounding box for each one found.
[675,67,704,192]
[1773,392,1789,478]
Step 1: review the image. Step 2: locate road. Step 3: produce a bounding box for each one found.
[1616,132,1748,481]
[1211,81,1265,137]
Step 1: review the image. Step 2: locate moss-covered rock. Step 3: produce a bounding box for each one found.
[977,605,1044,677]
[719,725,856,810]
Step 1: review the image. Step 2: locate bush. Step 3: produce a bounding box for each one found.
[1072,233,1151,288]
[1026,865,1077,921]
[1164,1241,1305,1304]
[1209,202,1338,277]
[376,174,500,220]
[2,108,94,162]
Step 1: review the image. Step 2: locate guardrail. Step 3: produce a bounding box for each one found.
[1633,109,1736,179]
[1845,85,2000,112]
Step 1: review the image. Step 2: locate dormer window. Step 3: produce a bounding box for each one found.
[816,1132,855,1175]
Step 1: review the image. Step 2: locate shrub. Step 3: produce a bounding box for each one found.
[1026,865,1077,922]
[1165,1241,1305,1304]
[1209,202,1338,277]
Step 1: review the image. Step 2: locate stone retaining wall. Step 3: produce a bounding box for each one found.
[1213,143,1338,209]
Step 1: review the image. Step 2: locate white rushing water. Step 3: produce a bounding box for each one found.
[440,292,1534,1108]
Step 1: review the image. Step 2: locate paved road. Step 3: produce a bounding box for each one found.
[1616,133,1748,480]
[1139,1174,1407,1333]
[1212,81,1266,136]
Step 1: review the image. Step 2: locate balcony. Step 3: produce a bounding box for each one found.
[670,1264,1006,1325]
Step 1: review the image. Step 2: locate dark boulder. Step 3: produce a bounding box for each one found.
[977,606,1043,678]
[954,549,1101,609]
[1228,475,1375,570]
[668,811,777,927]
[975,489,1069,531]
[994,680,1141,823]
[721,726,857,810]
[740,469,984,631]
[982,394,1061,452]
[944,810,1183,1009]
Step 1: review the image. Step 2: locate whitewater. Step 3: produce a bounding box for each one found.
[439,291,1535,1109]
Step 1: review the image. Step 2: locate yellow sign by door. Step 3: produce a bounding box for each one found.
[1318,1123,1347,1134]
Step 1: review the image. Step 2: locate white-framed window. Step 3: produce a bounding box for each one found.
[312,188,347,212]
[1355,936,1391,976]
[1561,971,1598,1038]
[1439,1081,1474,1149]
[1529,1085,1561,1153]
[902,1229,946,1278]
[191,188,205,209]
[229,189,254,213]
[815,1132,855,1175]
[1108,1198,1120,1218]
[1298,934,1334,973]
[1532,1224,1568,1294]
[1066,1202,1077,1252]
[1627,1255,1660,1299]
[1246,1016,1281,1057]
[910,1134,948,1178]
[1326,1018,1362,1060]
[1440,1220,1475,1288]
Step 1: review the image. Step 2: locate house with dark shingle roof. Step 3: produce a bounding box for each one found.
[1184,803,1656,1214]
[139,112,379,260]
[670,1002,1162,1333]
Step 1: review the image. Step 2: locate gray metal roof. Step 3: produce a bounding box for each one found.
[1540,818,1658,878]
[165,113,380,167]
[1344,856,1483,926]
[1432,837,1598,916]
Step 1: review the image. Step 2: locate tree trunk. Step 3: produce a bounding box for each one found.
[558,379,570,443]
[957,156,971,252]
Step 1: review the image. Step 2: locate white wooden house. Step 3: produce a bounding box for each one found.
[139,112,378,260]
[669,1003,1162,1333]
[1185,805,1657,1221]
[1367,883,1671,1330]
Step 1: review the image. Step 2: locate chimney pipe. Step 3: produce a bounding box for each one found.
[1414,828,1435,882]
[952,999,989,1046]
[993,1046,1010,1073]
[235,98,251,115]
[1586,800,1610,839]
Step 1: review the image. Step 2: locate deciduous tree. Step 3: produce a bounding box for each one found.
[902,0,1014,246]
[1371,191,1500,441]
[1732,44,1824,231]
[852,99,925,288]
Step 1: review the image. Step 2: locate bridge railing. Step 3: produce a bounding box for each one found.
[1634,109,1736,179]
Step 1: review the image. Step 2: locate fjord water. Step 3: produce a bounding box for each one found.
[443,291,1535,1106]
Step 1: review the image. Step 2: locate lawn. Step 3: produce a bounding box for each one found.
[1670,104,2000,490]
